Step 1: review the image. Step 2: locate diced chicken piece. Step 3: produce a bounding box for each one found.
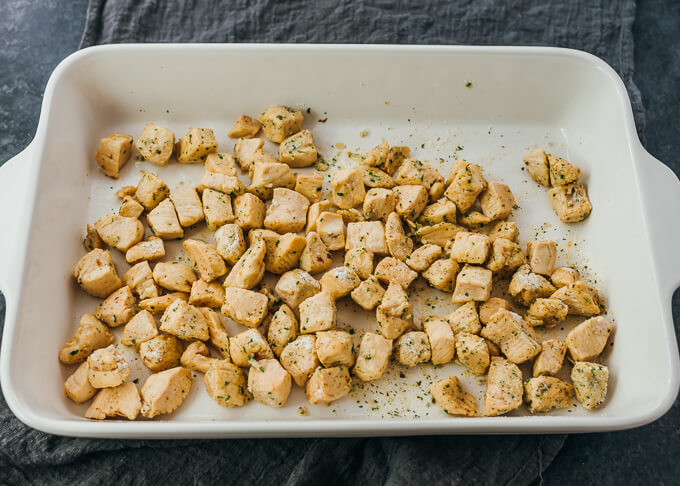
[484,357,523,416]
[264,188,310,233]
[83,223,105,252]
[487,341,502,357]
[305,365,352,406]
[189,279,225,308]
[449,231,490,264]
[259,283,284,314]
[280,335,319,386]
[299,292,336,333]
[234,137,278,175]
[351,275,385,310]
[508,264,556,306]
[202,189,234,231]
[374,256,418,289]
[229,193,265,231]
[247,358,292,408]
[533,339,567,377]
[119,196,144,218]
[135,123,175,166]
[362,140,390,168]
[444,162,487,213]
[551,266,580,288]
[458,211,492,230]
[175,127,218,163]
[430,376,477,416]
[359,166,396,189]
[316,212,345,251]
[571,362,609,410]
[228,115,261,138]
[378,145,410,174]
[422,259,459,292]
[566,316,614,361]
[205,360,250,407]
[526,298,568,327]
[94,133,133,178]
[452,265,493,303]
[115,185,137,198]
[59,313,113,364]
[345,221,388,255]
[320,267,361,299]
[153,262,196,292]
[488,221,519,243]
[395,159,445,201]
[385,212,413,261]
[445,301,481,334]
[180,341,217,373]
[299,232,333,274]
[87,345,130,388]
[121,310,158,347]
[393,184,428,220]
[214,223,246,265]
[486,237,526,273]
[160,300,209,341]
[229,328,274,367]
[416,222,464,247]
[376,282,413,339]
[479,182,515,222]
[197,172,246,196]
[139,293,188,315]
[481,309,541,364]
[275,268,320,310]
[306,200,331,233]
[95,286,136,327]
[85,382,141,420]
[248,161,296,200]
[550,280,602,316]
[524,376,573,413]
[295,172,324,202]
[527,240,557,276]
[94,214,144,252]
[147,199,184,239]
[135,171,170,211]
[64,362,97,404]
[264,232,305,274]
[123,261,159,299]
[548,154,582,187]
[395,331,431,367]
[456,332,490,375]
[332,168,366,209]
[422,318,455,365]
[182,239,226,282]
[419,198,457,225]
[523,148,550,186]
[169,187,204,227]
[279,129,317,167]
[479,297,510,325]
[363,188,395,221]
[126,236,165,264]
[205,152,238,176]
[548,183,592,223]
[315,330,355,367]
[258,105,303,143]
[199,307,231,360]
[221,287,268,327]
[223,238,266,289]
[267,304,298,358]
[353,332,392,382]
[344,247,374,279]
[140,367,192,418]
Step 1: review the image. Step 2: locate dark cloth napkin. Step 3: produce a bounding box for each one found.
[0,0,642,484]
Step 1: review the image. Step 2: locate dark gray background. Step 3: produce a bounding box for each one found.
[0,0,678,484]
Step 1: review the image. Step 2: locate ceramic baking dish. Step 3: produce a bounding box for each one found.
[1,44,679,438]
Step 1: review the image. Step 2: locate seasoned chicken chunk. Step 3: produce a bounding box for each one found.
[332,168,366,209]
[456,332,490,375]
[376,282,413,339]
[306,200,331,233]
[234,137,277,175]
[345,221,388,255]
[320,267,361,299]
[182,239,227,282]
[343,247,373,279]
[94,133,133,178]
[231,193,265,231]
[548,154,582,187]
[85,382,141,420]
[121,310,158,347]
[359,166,396,189]
[479,182,515,222]
[393,184,428,220]
[550,280,602,316]
[126,236,165,264]
[395,158,445,200]
[362,140,390,168]
[299,292,336,333]
[214,223,246,265]
[416,222,464,247]
[479,297,510,325]
[196,172,246,196]
[299,231,333,274]
[363,188,395,221]
[279,129,317,167]
[374,256,418,288]
[59,313,114,364]
[488,221,519,243]
[205,360,250,407]
[385,212,413,261]
[248,358,292,408]
[228,114,261,138]
[83,223,105,252]
[419,198,457,226]
[160,300,209,341]
[136,172,170,211]
[533,339,567,377]
[263,232,305,274]
[422,258,459,292]
[122,261,158,299]
[280,335,319,386]
[119,196,144,218]
[548,183,592,223]
[452,265,493,303]
[486,237,526,273]
[315,330,355,367]
[444,162,487,213]
[527,240,557,276]
[64,362,97,404]
[189,279,225,308]
[267,304,298,358]
[353,332,392,382]
[551,266,580,288]
[229,328,274,367]
[317,212,345,251]
[221,287,268,328]
[524,376,573,413]
[95,286,136,327]
[458,211,492,230]
[484,357,523,416]
[94,214,144,252]
[87,345,130,388]
[248,161,296,200]
[481,309,541,364]
[275,268,321,310]
[180,340,218,373]
[264,188,310,233]
[176,127,218,163]
[205,152,238,176]
[170,186,204,227]
[153,262,196,293]
[351,275,385,310]
[306,366,352,405]
[115,185,137,199]
[449,231,490,264]
[295,173,324,203]
[200,307,231,360]
[423,318,455,365]
[135,123,175,165]
[523,148,550,186]
[445,301,481,334]
[223,238,266,289]
[140,367,193,418]
[526,298,568,327]
[571,362,609,410]
[395,331,431,367]
[566,316,614,361]
[202,188,234,231]
[508,264,556,306]
[139,293,188,315]
[430,376,477,416]
[147,199,184,239]
[259,106,303,143]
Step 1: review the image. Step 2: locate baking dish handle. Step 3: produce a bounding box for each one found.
[637,147,680,295]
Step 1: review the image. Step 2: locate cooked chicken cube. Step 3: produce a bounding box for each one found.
[221,287,268,328]
[87,345,130,388]
[548,154,582,187]
[204,360,250,407]
[376,282,413,339]
[306,200,331,233]
[422,258,459,292]
[524,376,573,413]
[248,161,296,200]
[119,196,144,219]
[548,183,592,223]
[421,318,455,365]
[508,264,556,306]
[445,301,481,334]
[160,300,209,341]
[139,293,188,315]
[263,232,305,274]
[59,313,113,364]
[94,133,133,178]
[316,212,345,251]
[363,188,395,221]
[205,152,238,176]
[121,310,158,347]
[526,298,568,327]
[345,221,388,255]
[362,140,390,168]
[385,212,413,261]
[123,261,159,299]
[299,292,336,333]
[344,247,374,279]
[351,275,385,310]
[479,297,510,325]
[353,332,392,382]
[315,330,355,368]
[374,256,418,289]
[275,268,321,310]
[395,331,431,367]
[83,223,105,252]
[229,328,274,367]
[566,316,614,361]
[267,304,298,358]
[280,335,319,386]
[320,267,361,299]
[189,279,225,308]
[180,341,217,373]
[456,332,490,375]
[169,187,204,227]
[202,189,234,231]
[449,231,490,264]
[264,188,310,233]
[394,158,444,196]
[486,237,526,273]
[299,231,333,274]
[359,166,396,189]
[335,209,365,224]
[197,172,246,197]
[416,222,464,247]
[393,184,428,220]
[479,182,515,221]
[126,236,165,264]
[115,185,137,198]
[134,123,175,166]
[199,307,231,360]
[228,114,261,138]
[571,362,609,410]
[140,366,193,418]
[259,105,303,143]
[153,262,196,293]
[176,127,218,163]
[147,199,184,239]
[95,286,136,327]
[64,362,97,404]
[279,129,317,167]
[430,376,476,416]
[223,238,266,289]
[85,382,141,420]
[94,213,144,252]
[306,366,352,405]
[550,280,602,316]
[481,309,541,364]
[484,357,523,416]
[377,145,409,174]
[527,240,557,276]
[332,168,366,209]
[458,211,492,230]
[136,171,170,211]
[444,162,487,213]
[488,221,519,243]
[452,265,493,303]
[246,358,292,408]
[228,193,264,231]
[523,148,550,186]
[234,137,277,175]
[295,172,324,202]
[214,223,246,265]
[419,198,457,226]
[551,266,580,288]
[182,239,227,282]
[533,339,567,377]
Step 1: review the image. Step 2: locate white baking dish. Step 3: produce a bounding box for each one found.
[1,44,679,438]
